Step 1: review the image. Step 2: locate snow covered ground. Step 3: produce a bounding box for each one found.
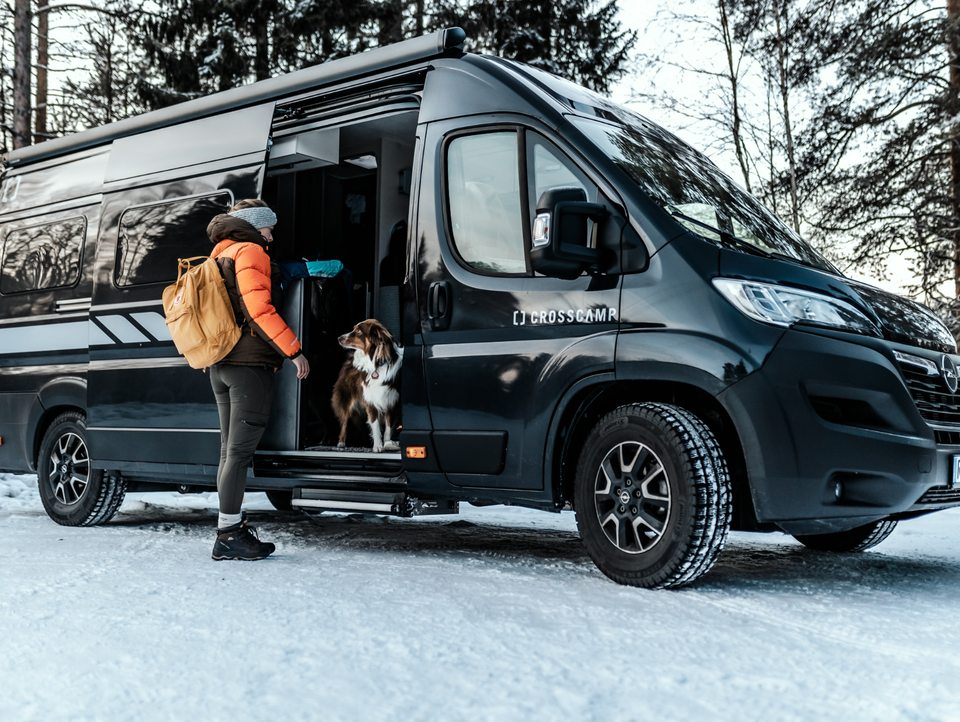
[2,472,959,722]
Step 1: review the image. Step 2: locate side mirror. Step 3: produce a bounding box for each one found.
[530,187,608,280]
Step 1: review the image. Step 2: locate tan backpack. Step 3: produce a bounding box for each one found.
[162,256,241,369]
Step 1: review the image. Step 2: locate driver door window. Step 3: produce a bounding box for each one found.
[446,131,527,275]
[526,133,597,214]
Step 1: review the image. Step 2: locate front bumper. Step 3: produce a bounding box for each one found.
[719,328,960,535]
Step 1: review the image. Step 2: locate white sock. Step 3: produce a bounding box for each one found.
[218,512,242,529]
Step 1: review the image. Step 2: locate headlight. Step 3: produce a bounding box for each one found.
[712,278,880,336]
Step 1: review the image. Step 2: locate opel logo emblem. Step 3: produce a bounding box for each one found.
[941,355,959,394]
[619,490,631,504]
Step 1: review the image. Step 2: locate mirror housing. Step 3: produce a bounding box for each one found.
[530,187,608,280]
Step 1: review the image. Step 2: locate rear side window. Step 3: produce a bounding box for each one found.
[116,191,232,286]
[446,132,527,275]
[0,217,86,294]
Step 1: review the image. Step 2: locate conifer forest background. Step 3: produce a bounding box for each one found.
[3,0,960,333]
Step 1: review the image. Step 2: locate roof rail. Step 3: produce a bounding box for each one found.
[3,27,466,169]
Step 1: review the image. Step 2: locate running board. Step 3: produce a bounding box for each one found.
[291,488,458,517]
[254,449,402,479]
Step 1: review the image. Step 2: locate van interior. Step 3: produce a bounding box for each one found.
[258,108,417,456]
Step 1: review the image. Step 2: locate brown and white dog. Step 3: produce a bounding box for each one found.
[332,319,403,452]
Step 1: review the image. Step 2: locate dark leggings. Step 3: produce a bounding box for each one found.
[210,364,276,515]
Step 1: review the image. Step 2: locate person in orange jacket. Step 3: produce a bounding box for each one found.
[206,199,310,560]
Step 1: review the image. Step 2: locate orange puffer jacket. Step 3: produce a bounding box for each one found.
[207,214,302,367]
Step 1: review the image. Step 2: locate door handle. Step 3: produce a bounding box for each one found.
[427,281,452,330]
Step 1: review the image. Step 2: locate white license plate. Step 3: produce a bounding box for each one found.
[954,456,960,487]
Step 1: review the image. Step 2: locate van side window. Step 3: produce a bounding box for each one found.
[0,217,85,294]
[526,133,596,211]
[446,132,527,275]
[116,191,233,286]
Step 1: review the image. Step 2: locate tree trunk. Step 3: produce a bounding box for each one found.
[948,0,960,299]
[13,0,32,150]
[255,22,270,81]
[35,7,48,143]
[379,0,404,46]
[767,78,777,216]
[719,0,751,193]
[773,0,800,233]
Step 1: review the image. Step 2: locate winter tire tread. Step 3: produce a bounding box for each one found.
[793,519,897,553]
[38,411,127,527]
[575,402,732,590]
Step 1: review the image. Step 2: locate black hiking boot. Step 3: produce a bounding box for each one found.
[212,518,276,561]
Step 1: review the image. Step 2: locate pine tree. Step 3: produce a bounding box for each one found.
[431,0,636,93]
[59,1,150,128]
[796,1,956,321]
[0,4,15,153]
[137,0,382,109]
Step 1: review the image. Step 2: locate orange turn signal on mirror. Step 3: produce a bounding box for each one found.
[405,446,426,459]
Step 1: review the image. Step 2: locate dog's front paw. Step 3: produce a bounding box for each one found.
[383,440,400,452]
[372,443,384,453]
[337,441,346,448]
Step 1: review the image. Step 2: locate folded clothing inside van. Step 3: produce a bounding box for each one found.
[279,259,344,288]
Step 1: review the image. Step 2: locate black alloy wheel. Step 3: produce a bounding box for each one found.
[575,403,732,589]
[37,411,127,526]
[593,439,672,554]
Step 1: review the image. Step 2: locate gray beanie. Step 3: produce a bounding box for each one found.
[228,206,277,230]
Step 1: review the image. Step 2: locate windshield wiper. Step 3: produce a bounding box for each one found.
[666,209,776,260]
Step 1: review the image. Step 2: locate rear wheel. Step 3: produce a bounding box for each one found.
[265,490,294,511]
[37,411,127,526]
[575,403,732,589]
[793,519,897,552]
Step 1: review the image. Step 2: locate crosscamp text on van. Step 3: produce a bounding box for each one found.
[2,28,959,588]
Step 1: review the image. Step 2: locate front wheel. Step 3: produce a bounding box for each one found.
[575,403,732,589]
[37,411,127,526]
[793,519,897,552]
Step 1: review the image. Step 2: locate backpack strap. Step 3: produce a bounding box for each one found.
[177,256,212,281]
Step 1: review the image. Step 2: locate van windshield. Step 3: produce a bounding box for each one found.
[568,113,836,273]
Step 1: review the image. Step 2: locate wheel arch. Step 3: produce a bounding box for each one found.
[30,377,87,470]
[547,377,754,525]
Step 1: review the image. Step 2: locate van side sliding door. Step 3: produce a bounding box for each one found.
[86,105,274,477]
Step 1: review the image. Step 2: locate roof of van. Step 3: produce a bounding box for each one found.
[2,27,467,169]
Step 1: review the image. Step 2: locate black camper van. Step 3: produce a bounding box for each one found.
[2,28,959,589]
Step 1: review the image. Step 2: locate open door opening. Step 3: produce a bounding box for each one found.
[256,108,417,465]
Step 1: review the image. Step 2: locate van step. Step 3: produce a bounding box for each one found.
[254,449,401,479]
[292,488,458,517]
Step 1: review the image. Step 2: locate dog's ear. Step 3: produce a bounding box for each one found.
[369,325,389,364]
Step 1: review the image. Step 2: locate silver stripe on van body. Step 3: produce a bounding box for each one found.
[97,315,150,343]
[92,300,163,312]
[87,426,219,433]
[88,357,187,370]
[0,321,90,354]
[56,297,93,313]
[130,312,171,341]
[0,363,88,376]
[0,311,87,326]
[0,311,172,353]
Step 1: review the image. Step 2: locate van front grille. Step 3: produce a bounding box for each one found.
[916,485,960,505]
[900,366,960,426]
[934,429,960,445]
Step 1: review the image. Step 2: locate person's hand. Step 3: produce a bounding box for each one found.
[292,354,310,379]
